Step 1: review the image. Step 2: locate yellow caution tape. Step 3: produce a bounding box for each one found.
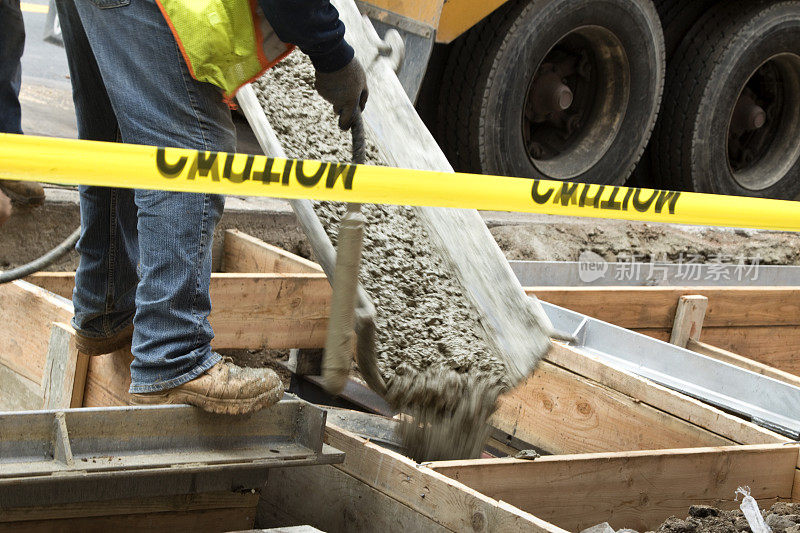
[2,132,799,231]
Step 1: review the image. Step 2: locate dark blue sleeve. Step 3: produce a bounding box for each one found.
[257,0,355,73]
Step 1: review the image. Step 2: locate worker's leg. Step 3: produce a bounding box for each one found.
[68,0,236,392]
[57,0,139,353]
[0,0,45,205]
[0,0,24,135]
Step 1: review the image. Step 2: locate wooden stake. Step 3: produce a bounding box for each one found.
[670,295,709,348]
[41,323,89,409]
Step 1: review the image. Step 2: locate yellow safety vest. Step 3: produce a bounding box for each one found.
[154,0,293,102]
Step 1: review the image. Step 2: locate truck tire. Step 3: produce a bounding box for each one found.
[654,1,800,198]
[652,0,718,58]
[437,0,664,184]
[628,0,717,187]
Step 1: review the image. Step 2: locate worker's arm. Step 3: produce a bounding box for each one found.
[258,0,368,130]
[258,0,353,73]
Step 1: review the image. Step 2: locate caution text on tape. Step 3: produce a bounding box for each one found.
[2,132,799,232]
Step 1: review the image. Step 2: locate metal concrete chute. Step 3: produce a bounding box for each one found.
[544,302,800,439]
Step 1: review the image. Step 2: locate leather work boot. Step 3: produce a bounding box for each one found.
[0,180,45,206]
[74,324,134,356]
[131,358,284,415]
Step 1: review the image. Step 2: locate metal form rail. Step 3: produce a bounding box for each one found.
[542,303,800,439]
[0,400,343,509]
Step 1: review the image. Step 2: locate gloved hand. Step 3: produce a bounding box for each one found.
[315,57,369,130]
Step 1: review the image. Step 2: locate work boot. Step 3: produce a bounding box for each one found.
[74,324,134,356]
[0,180,45,206]
[131,358,284,415]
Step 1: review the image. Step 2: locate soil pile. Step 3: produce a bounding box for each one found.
[654,502,800,533]
[491,218,800,265]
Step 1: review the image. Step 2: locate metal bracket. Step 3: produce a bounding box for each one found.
[0,401,343,508]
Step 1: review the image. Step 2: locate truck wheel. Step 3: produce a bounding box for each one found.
[654,1,800,198]
[438,0,664,184]
[628,0,717,187]
[652,0,718,58]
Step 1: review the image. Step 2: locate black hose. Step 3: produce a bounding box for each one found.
[0,226,80,284]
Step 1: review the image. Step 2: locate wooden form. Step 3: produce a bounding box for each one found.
[11,232,795,446]
[0,281,79,410]
[259,424,567,533]
[4,230,800,531]
[428,443,800,532]
[27,272,331,351]
[525,286,800,376]
[18,269,789,452]
[223,228,322,274]
[687,339,800,389]
[0,491,258,533]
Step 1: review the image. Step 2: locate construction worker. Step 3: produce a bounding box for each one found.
[0,0,46,206]
[55,0,367,414]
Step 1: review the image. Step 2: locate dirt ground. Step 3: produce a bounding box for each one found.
[653,502,800,533]
[488,215,800,265]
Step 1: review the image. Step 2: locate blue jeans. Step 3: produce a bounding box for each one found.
[0,0,24,134]
[56,0,236,393]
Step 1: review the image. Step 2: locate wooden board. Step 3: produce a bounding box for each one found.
[670,295,708,347]
[82,348,133,407]
[528,287,800,328]
[429,444,799,532]
[19,270,791,456]
[26,273,332,350]
[0,491,258,522]
[688,339,800,389]
[223,229,322,274]
[0,280,73,384]
[699,325,800,376]
[495,360,733,455]
[258,465,449,533]
[0,508,255,533]
[24,272,74,300]
[635,325,800,378]
[545,344,785,446]
[209,273,330,349]
[0,363,42,411]
[41,323,89,409]
[26,273,800,373]
[324,424,566,532]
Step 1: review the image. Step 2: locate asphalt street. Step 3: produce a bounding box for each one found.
[18,0,77,138]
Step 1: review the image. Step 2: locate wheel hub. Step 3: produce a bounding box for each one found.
[728,53,800,191]
[522,27,631,179]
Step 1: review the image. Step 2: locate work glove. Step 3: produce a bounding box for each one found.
[315,57,369,130]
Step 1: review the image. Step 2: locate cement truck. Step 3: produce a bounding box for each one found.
[361,0,800,199]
